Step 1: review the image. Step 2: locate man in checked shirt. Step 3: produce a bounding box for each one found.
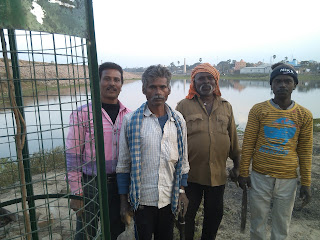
[116,64,190,240]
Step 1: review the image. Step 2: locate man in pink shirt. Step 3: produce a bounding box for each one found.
[66,62,130,240]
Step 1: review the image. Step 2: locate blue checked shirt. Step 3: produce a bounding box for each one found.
[116,103,189,210]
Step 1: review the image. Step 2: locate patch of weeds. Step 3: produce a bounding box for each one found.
[0,147,66,188]
[313,118,320,132]
[236,124,244,134]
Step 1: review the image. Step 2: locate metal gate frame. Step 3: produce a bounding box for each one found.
[0,1,111,239]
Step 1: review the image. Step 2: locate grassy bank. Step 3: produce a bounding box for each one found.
[0,147,66,188]
[221,74,320,81]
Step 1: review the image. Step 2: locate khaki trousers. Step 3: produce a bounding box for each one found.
[250,171,297,240]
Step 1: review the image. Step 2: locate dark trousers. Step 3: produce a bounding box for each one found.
[75,174,124,240]
[185,182,225,240]
[134,204,174,240]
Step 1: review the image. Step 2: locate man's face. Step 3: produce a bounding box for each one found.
[100,69,122,103]
[143,77,171,107]
[194,72,216,96]
[271,75,296,98]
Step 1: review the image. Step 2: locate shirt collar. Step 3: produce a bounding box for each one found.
[270,99,295,110]
[118,100,129,112]
[143,103,174,121]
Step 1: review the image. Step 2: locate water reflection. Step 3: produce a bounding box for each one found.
[1,79,319,157]
[119,79,320,131]
[0,87,91,158]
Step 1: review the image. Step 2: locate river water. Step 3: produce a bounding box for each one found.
[1,79,319,158]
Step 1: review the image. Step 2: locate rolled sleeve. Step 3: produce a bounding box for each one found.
[117,173,131,194]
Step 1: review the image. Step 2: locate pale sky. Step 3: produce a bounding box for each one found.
[92,0,320,68]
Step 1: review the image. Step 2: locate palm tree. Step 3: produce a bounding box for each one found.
[199,58,202,63]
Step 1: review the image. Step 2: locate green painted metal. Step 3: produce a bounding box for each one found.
[85,0,111,239]
[0,0,88,38]
[0,194,83,208]
[7,29,39,240]
[0,1,112,238]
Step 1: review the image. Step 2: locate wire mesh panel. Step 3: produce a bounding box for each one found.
[0,28,103,239]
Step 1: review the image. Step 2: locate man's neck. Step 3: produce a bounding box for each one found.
[147,103,166,118]
[200,94,215,103]
[101,98,118,105]
[273,97,292,110]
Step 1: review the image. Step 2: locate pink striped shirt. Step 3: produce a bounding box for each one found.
[66,101,130,194]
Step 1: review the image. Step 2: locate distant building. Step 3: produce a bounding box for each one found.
[285,59,299,67]
[234,59,246,71]
[240,64,272,74]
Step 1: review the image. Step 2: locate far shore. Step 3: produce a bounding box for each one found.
[163,73,320,81]
[124,73,320,81]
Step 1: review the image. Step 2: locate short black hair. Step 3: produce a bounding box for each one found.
[99,62,123,83]
[142,65,172,91]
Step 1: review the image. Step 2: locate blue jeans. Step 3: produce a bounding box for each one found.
[75,174,124,240]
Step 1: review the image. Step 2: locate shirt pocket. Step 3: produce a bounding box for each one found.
[216,115,229,135]
[162,123,179,163]
[185,114,203,136]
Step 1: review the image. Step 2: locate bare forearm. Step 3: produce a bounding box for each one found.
[232,155,240,169]
[120,194,129,203]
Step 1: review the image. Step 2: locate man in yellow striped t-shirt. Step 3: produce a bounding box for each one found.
[238,63,313,240]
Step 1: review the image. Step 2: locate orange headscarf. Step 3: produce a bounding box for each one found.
[186,63,221,99]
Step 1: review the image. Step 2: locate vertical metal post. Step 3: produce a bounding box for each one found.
[85,1,111,239]
[7,29,39,240]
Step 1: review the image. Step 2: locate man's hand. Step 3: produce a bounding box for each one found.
[238,176,251,190]
[229,167,240,183]
[120,194,133,225]
[178,192,189,217]
[70,199,84,217]
[300,185,312,207]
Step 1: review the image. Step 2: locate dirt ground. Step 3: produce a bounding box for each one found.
[1,130,318,240]
[209,132,320,240]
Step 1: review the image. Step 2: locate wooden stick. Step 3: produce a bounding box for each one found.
[240,186,247,233]
[0,29,31,240]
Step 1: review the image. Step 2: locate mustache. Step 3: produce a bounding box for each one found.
[200,84,214,92]
[106,86,117,91]
[277,88,288,92]
[151,95,165,101]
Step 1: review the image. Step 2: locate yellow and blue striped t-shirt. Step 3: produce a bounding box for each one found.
[240,100,313,186]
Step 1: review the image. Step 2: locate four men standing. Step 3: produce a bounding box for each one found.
[67,61,313,239]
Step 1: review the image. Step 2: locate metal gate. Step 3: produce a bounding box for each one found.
[0,1,110,239]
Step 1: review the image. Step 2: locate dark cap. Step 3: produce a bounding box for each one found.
[270,64,298,85]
